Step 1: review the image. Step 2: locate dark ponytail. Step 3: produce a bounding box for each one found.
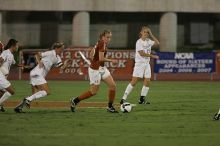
[4,39,18,50]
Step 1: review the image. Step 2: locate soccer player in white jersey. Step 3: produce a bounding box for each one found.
[0,39,18,112]
[0,41,4,98]
[14,42,71,113]
[120,26,159,105]
[213,108,220,120]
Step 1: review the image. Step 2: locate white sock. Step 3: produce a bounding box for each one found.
[26,90,47,102]
[122,83,134,100]
[218,108,220,114]
[141,86,149,97]
[0,92,12,105]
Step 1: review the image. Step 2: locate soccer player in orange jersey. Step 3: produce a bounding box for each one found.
[70,29,118,113]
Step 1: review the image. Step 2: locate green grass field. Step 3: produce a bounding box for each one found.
[0,80,220,146]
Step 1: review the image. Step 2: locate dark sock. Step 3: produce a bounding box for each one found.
[73,97,80,105]
[108,102,113,108]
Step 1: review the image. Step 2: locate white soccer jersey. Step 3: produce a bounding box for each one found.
[39,50,62,76]
[135,38,154,63]
[0,49,16,76]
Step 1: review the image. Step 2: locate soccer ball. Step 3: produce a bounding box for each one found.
[120,102,132,113]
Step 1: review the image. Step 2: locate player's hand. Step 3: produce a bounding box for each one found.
[153,55,159,59]
[148,29,153,37]
[112,59,118,64]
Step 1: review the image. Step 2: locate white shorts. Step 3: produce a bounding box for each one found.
[0,72,11,90]
[29,66,47,86]
[132,62,151,78]
[88,66,111,85]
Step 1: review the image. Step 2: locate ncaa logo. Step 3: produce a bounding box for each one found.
[174,53,194,59]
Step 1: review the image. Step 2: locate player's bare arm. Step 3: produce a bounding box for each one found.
[99,52,118,64]
[89,47,95,60]
[148,29,160,46]
[35,52,44,68]
[138,50,159,59]
[60,59,71,70]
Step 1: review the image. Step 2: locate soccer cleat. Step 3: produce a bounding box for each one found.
[0,105,6,112]
[138,98,150,104]
[107,106,119,113]
[24,99,31,109]
[14,107,24,113]
[120,99,126,105]
[213,113,220,121]
[14,98,30,113]
[70,98,76,112]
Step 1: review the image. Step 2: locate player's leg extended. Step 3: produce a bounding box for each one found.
[14,84,48,113]
[70,84,98,112]
[120,77,138,104]
[15,85,39,110]
[70,67,100,112]
[25,83,49,103]
[0,85,15,112]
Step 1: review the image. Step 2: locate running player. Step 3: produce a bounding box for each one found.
[213,108,220,120]
[70,29,118,113]
[0,41,4,98]
[14,42,71,113]
[120,26,159,105]
[0,39,18,112]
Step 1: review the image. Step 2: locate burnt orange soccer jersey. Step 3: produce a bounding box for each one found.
[90,40,107,70]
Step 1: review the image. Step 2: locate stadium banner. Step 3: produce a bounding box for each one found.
[20,48,135,80]
[154,52,215,73]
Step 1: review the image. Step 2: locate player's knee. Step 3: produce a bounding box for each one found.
[91,90,97,95]
[46,91,50,95]
[10,90,15,95]
[7,88,15,95]
[130,82,136,86]
[43,90,50,95]
[144,80,150,87]
[109,84,116,90]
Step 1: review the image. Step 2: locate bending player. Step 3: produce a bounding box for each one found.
[70,29,118,113]
[120,26,159,105]
[14,42,71,113]
[0,39,18,112]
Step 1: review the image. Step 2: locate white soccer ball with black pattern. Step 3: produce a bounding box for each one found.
[120,102,132,113]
